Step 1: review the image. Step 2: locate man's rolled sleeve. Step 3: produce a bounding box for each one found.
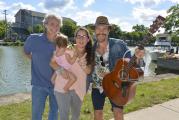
[24,36,32,55]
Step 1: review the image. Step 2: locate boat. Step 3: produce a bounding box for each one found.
[149,33,172,61]
[156,56,179,71]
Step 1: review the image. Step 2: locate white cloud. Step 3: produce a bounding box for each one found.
[170,0,179,3]
[0,2,36,22]
[36,0,78,22]
[38,0,77,14]
[71,10,102,26]
[84,0,95,7]
[125,0,179,7]
[125,0,163,7]
[10,2,36,11]
[1,0,175,33]
[109,17,133,32]
[132,7,167,27]
[69,11,134,32]
[67,12,134,32]
[120,22,133,32]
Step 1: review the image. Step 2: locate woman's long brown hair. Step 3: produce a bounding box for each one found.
[74,27,94,66]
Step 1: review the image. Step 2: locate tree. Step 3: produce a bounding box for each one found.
[33,24,44,33]
[85,24,95,37]
[28,24,44,34]
[109,24,122,39]
[164,4,179,33]
[0,20,6,39]
[132,24,148,32]
[130,32,140,45]
[61,19,77,38]
[171,34,179,45]
[27,26,33,34]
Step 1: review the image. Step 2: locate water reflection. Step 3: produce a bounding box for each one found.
[0,46,31,95]
[0,46,156,96]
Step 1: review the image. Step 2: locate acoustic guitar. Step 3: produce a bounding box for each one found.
[102,15,165,106]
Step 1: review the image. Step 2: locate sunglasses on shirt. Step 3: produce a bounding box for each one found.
[100,56,105,67]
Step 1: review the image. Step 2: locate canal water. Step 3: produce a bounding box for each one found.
[0,46,156,96]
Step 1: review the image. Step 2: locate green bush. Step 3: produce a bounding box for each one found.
[14,40,24,46]
[0,40,24,46]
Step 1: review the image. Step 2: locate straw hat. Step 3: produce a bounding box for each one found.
[94,16,111,27]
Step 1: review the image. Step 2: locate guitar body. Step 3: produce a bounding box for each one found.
[102,15,165,106]
[102,59,144,106]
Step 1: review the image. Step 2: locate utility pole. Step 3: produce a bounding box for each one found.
[3,10,8,40]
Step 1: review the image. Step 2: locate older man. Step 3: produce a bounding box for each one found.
[24,14,62,120]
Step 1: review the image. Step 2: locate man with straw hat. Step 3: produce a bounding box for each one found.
[91,16,145,120]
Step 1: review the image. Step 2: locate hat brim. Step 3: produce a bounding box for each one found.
[91,24,112,30]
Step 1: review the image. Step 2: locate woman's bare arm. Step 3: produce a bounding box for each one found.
[78,53,92,74]
[81,64,92,75]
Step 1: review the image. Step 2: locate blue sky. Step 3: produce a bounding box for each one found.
[0,0,178,32]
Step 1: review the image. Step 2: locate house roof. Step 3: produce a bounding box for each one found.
[14,9,76,24]
[15,9,45,18]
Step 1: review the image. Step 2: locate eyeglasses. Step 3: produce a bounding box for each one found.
[100,56,105,67]
[76,34,88,40]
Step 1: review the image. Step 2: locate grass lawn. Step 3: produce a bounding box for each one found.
[0,77,179,120]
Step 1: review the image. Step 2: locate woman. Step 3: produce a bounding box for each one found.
[50,27,94,120]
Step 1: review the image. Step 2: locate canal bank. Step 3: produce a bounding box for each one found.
[0,73,178,106]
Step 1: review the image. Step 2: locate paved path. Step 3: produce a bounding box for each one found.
[0,93,30,106]
[123,98,179,120]
[141,73,179,83]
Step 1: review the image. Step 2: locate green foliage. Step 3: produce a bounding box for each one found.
[33,24,44,33]
[28,24,44,34]
[132,24,148,32]
[14,40,24,46]
[109,24,122,39]
[61,19,77,37]
[164,4,179,33]
[0,40,24,46]
[27,26,33,34]
[125,78,179,113]
[0,20,6,38]
[171,34,179,44]
[85,24,95,37]
[1,78,179,119]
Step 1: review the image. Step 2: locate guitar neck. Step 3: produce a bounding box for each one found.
[125,55,137,71]
[123,15,166,72]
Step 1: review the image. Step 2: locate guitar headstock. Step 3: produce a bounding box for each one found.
[149,15,165,34]
[137,15,166,48]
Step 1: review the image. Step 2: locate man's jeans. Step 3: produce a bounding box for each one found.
[32,85,58,120]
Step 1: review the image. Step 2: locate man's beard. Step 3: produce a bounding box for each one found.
[96,34,107,42]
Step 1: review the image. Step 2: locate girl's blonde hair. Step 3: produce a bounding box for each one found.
[55,33,68,48]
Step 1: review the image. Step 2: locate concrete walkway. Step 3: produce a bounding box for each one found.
[0,93,30,106]
[123,98,179,120]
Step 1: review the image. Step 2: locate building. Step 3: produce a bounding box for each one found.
[9,9,76,41]
[8,9,45,41]
[14,9,45,30]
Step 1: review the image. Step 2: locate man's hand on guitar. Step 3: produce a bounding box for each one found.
[134,47,145,65]
[135,47,145,59]
[123,58,130,62]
